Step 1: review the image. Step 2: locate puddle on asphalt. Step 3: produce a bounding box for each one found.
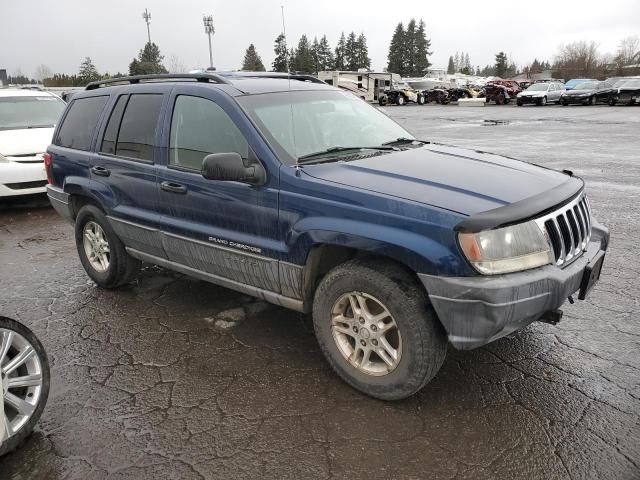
[483,119,510,126]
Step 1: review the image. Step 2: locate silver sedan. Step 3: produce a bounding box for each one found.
[516,82,566,106]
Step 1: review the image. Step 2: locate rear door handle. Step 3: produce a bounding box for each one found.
[160,181,187,194]
[91,166,110,177]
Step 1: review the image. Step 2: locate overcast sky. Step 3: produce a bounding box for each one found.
[1,0,639,77]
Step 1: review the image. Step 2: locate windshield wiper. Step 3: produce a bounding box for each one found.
[382,137,429,146]
[297,146,396,165]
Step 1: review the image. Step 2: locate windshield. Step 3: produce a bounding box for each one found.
[237,90,414,165]
[573,82,597,90]
[0,95,66,130]
[526,84,549,92]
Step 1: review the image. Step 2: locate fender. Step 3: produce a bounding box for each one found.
[287,217,475,277]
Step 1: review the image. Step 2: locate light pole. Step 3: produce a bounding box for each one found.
[203,15,214,70]
[142,8,151,44]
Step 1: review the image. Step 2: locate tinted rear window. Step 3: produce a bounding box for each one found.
[115,94,162,161]
[100,95,128,155]
[56,96,108,151]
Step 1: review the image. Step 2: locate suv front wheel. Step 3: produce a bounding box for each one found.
[312,259,447,400]
[74,205,140,288]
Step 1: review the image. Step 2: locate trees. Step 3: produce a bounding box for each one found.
[413,19,432,75]
[355,33,371,71]
[552,41,605,79]
[79,57,100,84]
[292,35,314,74]
[494,51,508,77]
[613,36,640,73]
[129,42,167,76]
[272,33,288,72]
[344,32,358,70]
[34,65,52,82]
[242,44,265,71]
[167,54,187,74]
[387,20,432,76]
[315,35,335,72]
[334,33,347,70]
[387,23,405,75]
[447,56,455,74]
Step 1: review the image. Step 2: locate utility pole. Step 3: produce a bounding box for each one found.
[203,15,214,70]
[142,8,151,44]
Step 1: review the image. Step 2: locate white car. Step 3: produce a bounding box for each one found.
[516,82,566,106]
[0,89,66,197]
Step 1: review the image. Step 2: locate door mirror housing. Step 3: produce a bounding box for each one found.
[201,152,266,185]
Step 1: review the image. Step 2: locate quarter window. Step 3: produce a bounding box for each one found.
[115,94,163,161]
[56,96,108,151]
[169,95,248,171]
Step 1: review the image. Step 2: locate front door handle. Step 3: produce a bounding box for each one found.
[91,166,110,177]
[160,181,187,194]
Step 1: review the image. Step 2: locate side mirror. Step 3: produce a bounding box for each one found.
[201,152,266,185]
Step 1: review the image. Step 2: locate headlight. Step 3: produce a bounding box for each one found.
[458,221,553,275]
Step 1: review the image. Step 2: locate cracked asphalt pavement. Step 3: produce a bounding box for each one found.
[1,104,639,479]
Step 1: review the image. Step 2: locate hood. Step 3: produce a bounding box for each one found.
[519,90,545,97]
[0,127,55,156]
[301,144,570,216]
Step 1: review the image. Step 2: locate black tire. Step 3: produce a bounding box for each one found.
[516,100,523,106]
[312,259,447,401]
[587,96,594,106]
[0,316,50,457]
[396,94,406,106]
[417,94,425,105]
[608,97,617,106]
[74,205,140,288]
[562,99,569,106]
[378,95,388,106]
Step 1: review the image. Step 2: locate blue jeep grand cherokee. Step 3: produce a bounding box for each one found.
[46,72,609,400]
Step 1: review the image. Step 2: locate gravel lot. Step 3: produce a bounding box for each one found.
[1,103,639,479]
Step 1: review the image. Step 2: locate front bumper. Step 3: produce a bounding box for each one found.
[419,221,609,350]
[561,95,590,104]
[0,161,47,197]
[517,95,542,104]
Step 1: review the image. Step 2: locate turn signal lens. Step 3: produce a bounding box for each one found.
[44,153,53,184]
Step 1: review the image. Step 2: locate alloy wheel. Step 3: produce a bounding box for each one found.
[83,221,110,273]
[330,292,402,376]
[1,329,44,440]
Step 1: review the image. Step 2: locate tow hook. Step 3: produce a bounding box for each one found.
[539,309,563,325]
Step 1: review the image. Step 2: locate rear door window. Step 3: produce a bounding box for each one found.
[114,94,163,161]
[100,95,128,155]
[56,96,108,151]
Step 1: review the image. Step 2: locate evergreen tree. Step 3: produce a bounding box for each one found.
[272,33,289,72]
[334,32,347,70]
[293,35,314,74]
[344,32,358,70]
[242,44,265,71]
[464,53,471,71]
[129,42,167,75]
[494,51,508,77]
[288,48,298,72]
[454,52,460,72]
[78,57,99,84]
[355,33,371,70]
[316,35,335,71]
[387,22,405,75]
[403,19,417,76]
[447,56,455,74]
[412,19,431,75]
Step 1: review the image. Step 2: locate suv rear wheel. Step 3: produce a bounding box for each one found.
[74,205,140,288]
[312,259,447,400]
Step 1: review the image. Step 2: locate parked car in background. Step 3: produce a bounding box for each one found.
[609,79,640,106]
[560,81,612,106]
[0,89,66,197]
[516,82,566,105]
[564,78,597,90]
[46,72,608,400]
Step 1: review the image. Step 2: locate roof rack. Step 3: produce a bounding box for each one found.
[217,71,326,84]
[85,73,230,90]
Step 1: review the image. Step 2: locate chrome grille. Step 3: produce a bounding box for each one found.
[535,193,592,267]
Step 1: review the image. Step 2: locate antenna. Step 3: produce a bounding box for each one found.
[142,8,151,44]
[281,5,298,170]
